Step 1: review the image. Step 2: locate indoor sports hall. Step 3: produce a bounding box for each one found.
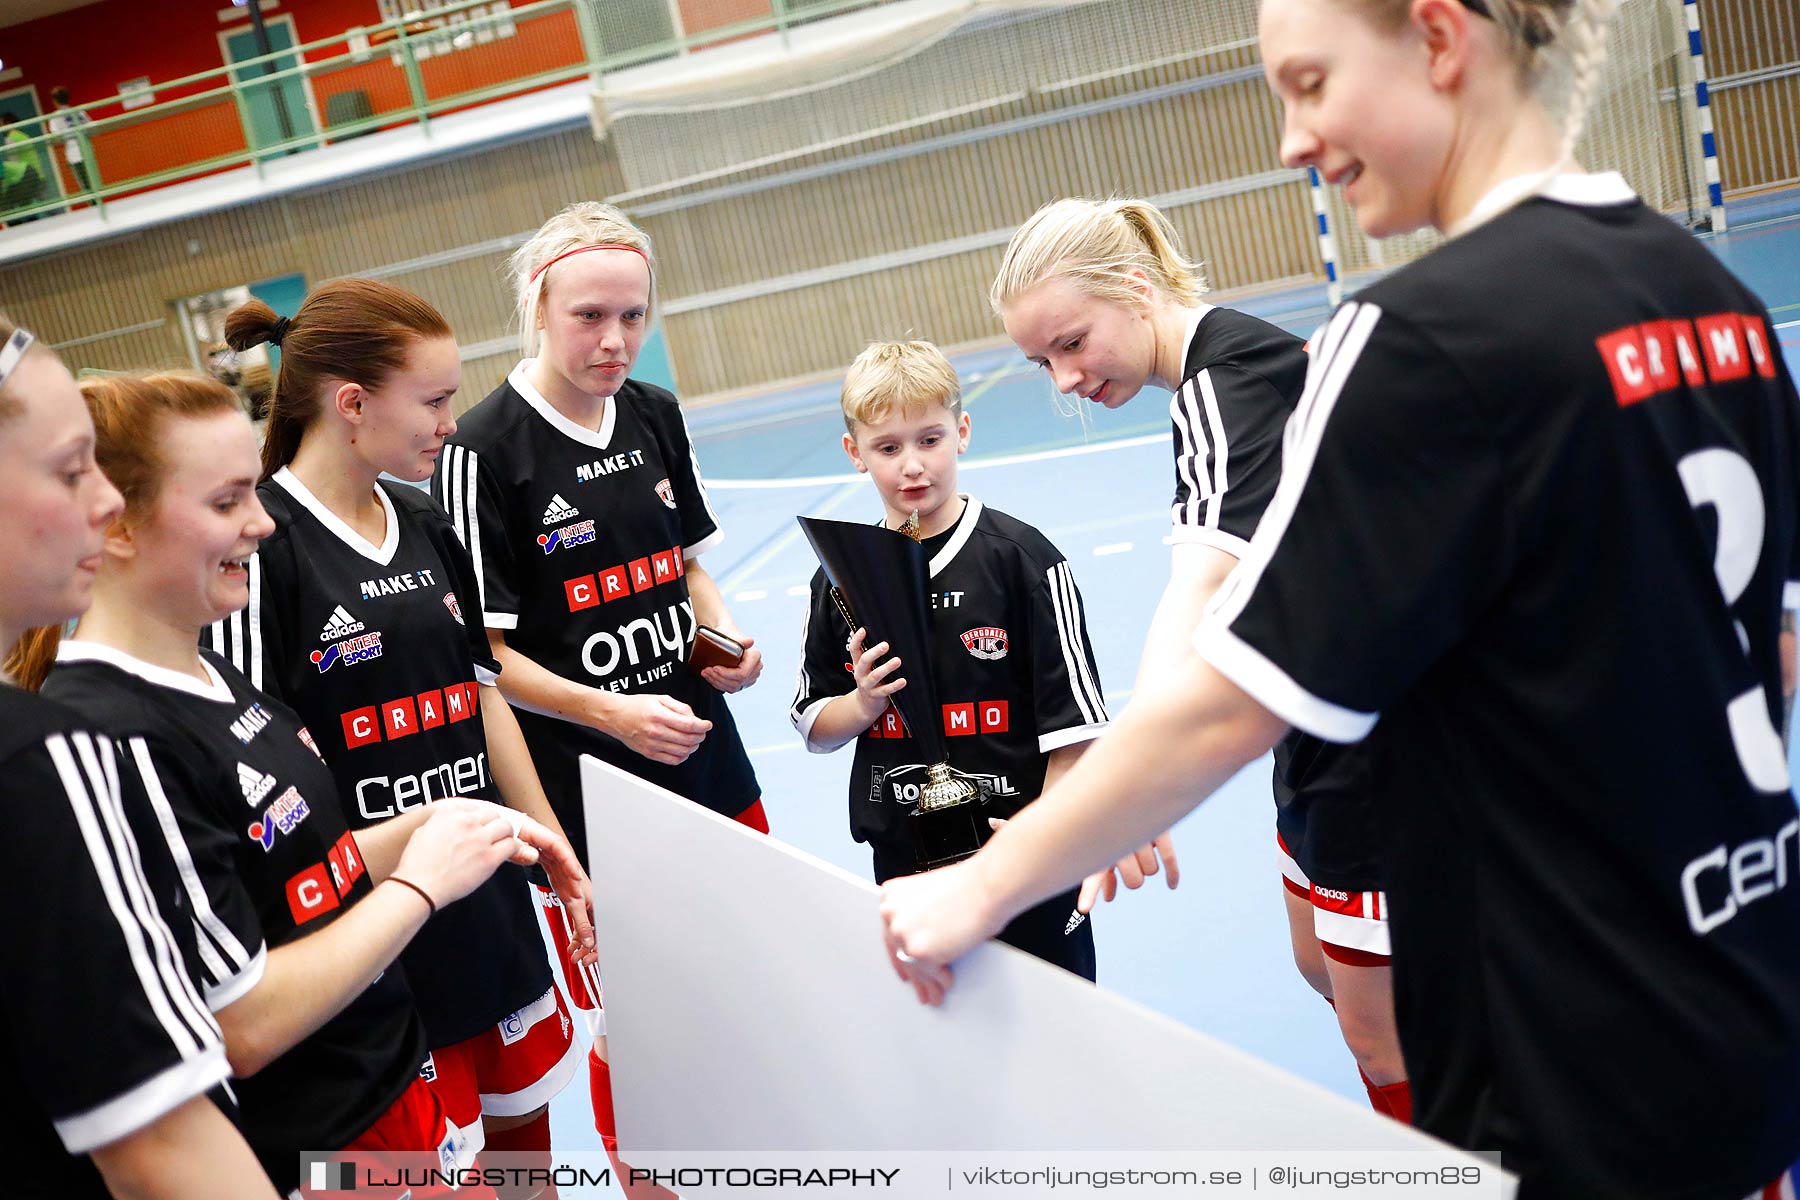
[2,0,1797,1185]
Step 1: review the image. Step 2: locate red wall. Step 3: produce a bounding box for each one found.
[0,0,580,191]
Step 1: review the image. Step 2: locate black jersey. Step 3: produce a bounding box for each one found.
[436,364,759,853]
[1167,304,1303,555]
[1166,305,1381,889]
[44,645,426,1194]
[1198,173,1800,1197]
[0,686,230,1199]
[203,469,548,1048]
[791,497,1109,866]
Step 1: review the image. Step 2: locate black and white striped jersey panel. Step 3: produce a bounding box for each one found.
[206,552,267,692]
[123,736,268,1011]
[23,729,228,1153]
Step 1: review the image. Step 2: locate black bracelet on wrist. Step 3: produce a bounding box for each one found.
[387,875,437,917]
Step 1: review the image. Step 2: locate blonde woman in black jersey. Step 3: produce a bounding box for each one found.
[994,197,1411,1122]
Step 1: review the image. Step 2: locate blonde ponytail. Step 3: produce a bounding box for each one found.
[990,197,1208,316]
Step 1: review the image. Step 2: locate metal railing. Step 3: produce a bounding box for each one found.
[0,0,887,227]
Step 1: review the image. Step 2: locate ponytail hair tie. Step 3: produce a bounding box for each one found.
[269,315,292,347]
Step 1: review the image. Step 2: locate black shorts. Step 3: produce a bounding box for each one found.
[1272,731,1385,893]
[516,690,760,871]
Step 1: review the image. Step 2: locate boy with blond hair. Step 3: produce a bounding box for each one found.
[791,340,1155,978]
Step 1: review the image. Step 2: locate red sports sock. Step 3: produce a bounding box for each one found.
[589,1048,678,1200]
[1356,1065,1392,1117]
[733,798,769,834]
[484,1111,556,1200]
[588,1045,617,1148]
[1375,1078,1413,1124]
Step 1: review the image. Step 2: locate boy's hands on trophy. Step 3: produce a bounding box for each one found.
[847,626,907,722]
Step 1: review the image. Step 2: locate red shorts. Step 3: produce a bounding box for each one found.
[1278,831,1391,966]
[539,798,767,1037]
[423,985,581,1155]
[296,1075,466,1199]
[1749,1166,1796,1199]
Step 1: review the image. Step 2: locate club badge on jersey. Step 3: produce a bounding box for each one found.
[960,626,1009,660]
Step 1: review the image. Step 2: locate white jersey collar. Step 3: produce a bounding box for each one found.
[272,467,400,567]
[1181,303,1215,359]
[57,639,235,704]
[510,360,619,450]
[1452,169,1636,237]
[927,495,982,578]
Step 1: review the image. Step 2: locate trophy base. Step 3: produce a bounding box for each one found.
[907,799,987,871]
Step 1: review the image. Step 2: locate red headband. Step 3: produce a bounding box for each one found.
[529,243,651,284]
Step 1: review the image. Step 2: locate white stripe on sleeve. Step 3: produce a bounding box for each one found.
[1197,368,1230,530]
[128,738,253,988]
[1169,381,1209,529]
[77,734,218,1046]
[245,553,264,692]
[462,447,487,606]
[1047,562,1105,726]
[43,735,214,1063]
[677,407,724,539]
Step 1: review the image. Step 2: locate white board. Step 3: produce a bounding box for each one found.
[580,755,1505,1172]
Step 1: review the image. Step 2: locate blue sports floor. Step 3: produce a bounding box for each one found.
[548,195,1800,1155]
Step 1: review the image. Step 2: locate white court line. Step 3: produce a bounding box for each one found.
[1777,319,1799,332]
[1093,542,1134,556]
[706,433,1165,490]
[717,480,866,594]
[734,589,768,602]
[786,584,811,597]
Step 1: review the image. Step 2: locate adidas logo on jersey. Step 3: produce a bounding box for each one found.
[238,762,277,808]
[542,494,580,526]
[319,605,365,642]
